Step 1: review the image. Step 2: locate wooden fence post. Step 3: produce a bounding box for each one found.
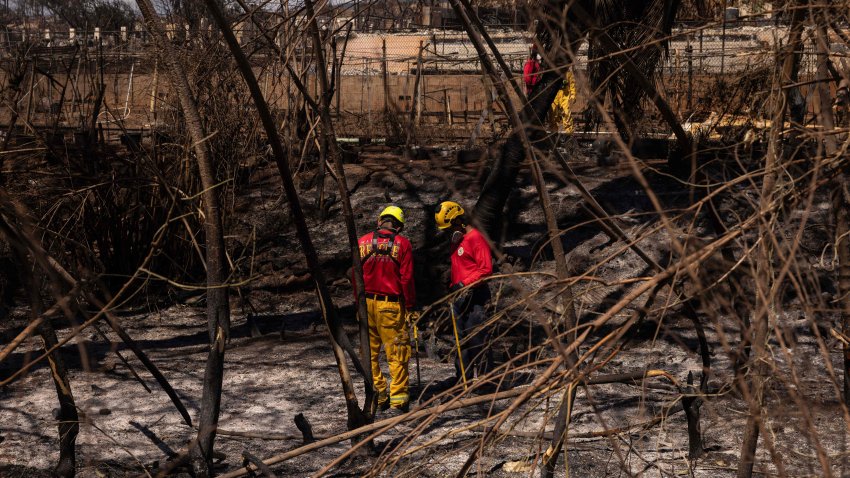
[443,89,452,126]
[382,37,389,114]
[415,41,424,127]
[336,50,342,115]
[366,58,372,138]
[464,86,469,122]
[150,58,159,121]
[686,42,693,111]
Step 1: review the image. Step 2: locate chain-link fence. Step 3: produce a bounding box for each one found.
[1,20,842,140]
[326,19,842,138]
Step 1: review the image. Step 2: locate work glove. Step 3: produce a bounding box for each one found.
[448,282,464,294]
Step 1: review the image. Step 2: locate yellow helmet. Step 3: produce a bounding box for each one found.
[379,205,405,225]
[434,201,465,230]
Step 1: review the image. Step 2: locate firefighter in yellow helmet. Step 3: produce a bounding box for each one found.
[434,201,493,384]
[357,205,416,413]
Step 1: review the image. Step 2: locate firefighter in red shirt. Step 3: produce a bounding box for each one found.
[523,44,541,94]
[434,201,493,384]
[358,205,415,412]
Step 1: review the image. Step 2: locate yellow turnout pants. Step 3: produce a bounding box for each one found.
[367,297,410,408]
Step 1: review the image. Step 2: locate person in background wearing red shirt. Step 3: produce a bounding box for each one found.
[358,205,415,413]
[523,44,541,94]
[434,201,493,384]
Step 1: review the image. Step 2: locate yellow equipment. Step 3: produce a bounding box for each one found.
[379,205,405,225]
[450,306,468,391]
[434,201,465,230]
[411,314,421,387]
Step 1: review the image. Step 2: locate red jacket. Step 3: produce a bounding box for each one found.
[523,58,541,90]
[450,228,492,288]
[357,229,415,308]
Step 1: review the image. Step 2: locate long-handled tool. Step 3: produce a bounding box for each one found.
[413,320,421,388]
[407,310,423,388]
[450,306,468,391]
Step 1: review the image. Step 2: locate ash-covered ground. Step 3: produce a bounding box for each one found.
[1,143,847,477]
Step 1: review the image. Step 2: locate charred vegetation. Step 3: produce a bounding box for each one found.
[2,1,850,477]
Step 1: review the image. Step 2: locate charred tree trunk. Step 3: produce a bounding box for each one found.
[17,250,78,478]
[473,69,564,242]
[812,14,850,410]
[737,5,805,476]
[303,0,377,419]
[0,210,80,477]
[136,2,231,476]
[737,239,773,478]
[33,284,79,478]
[203,0,371,431]
[682,371,704,459]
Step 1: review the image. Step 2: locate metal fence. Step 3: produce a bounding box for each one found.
[1,20,840,139]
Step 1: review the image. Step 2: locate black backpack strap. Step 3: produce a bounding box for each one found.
[363,229,400,267]
[371,233,381,255]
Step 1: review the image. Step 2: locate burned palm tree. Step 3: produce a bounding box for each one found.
[585,0,682,140]
[474,0,688,241]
